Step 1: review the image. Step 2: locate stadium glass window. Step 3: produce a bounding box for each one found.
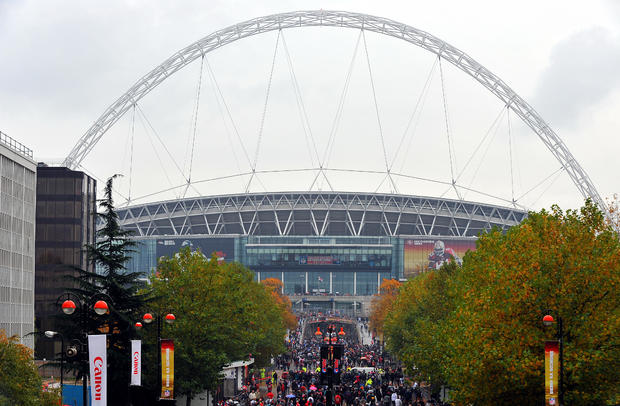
[260,271,282,282]
[307,271,330,294]
[332,272,354,295]
[283,271,306,294]
[356,272,379,296]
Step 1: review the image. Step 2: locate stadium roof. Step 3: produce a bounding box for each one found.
[114,192,527,238]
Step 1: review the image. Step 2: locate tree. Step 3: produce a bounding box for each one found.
[446,201,619,405]
[369,278,401,337]
[384,263,456,395]
[0,331,61,406]
[60,176,151,405]
[261,278,298,330]
[149,249,287,406]
[386,200,620,405]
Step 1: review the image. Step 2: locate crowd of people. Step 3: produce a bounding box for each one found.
[226,314,447,406]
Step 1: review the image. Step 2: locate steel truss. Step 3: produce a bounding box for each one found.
[63,10,605,212]
[114,192,527,237]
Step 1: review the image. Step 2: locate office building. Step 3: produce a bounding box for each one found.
[0,131,36,348]
[34,165,96,359]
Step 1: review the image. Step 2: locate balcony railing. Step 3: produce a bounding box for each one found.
[0,131,33,159]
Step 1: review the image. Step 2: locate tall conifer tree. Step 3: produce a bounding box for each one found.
[61,175,150,405]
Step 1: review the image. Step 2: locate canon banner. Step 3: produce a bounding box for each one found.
[131,340,141,386]
[545,341,560,405]
[161,339,174,399]
[88,334,107,406]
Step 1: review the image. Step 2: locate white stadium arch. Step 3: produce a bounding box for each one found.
[63,10,606,212]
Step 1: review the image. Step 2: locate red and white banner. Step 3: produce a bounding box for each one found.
[545,340,560,405]
[131,340,141,386]
[88,334,107,406]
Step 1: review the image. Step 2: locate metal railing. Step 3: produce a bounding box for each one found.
[0,131,33,159]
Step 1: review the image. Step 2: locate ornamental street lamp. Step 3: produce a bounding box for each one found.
[543,312,564,406]
[135,311,176,399]
[58,293,112,406]
[44,331,65,401]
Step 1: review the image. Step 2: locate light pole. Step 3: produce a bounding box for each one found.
[59,293,111,406]
[543,313,564,406]
[136,312,175,401]
[44,331,65,401]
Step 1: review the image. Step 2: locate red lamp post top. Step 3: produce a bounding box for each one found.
[543,314,555,326]
[93,300,109,315]
[143,313,154,323]
[61,300,76,315]
[165,313,176,324]
[135,322,143,329]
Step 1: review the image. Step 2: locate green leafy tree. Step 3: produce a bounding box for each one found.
[0,331,61,406]
[385,200,620,405]
[59,175,151,406]
[147,248,286,406]
[446,201,619,405]
[384,262,456,395]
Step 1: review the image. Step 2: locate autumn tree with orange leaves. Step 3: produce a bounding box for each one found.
[0,331,60,405]
[369,278,401,337]
[385,200,620,406]
[261,278,298,330]
[384,261,457,394]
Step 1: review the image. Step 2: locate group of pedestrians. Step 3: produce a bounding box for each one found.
[230,315,447,406]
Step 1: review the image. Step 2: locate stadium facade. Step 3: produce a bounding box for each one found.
[122,192,527,315]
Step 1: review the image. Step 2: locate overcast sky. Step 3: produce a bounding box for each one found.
[1,0,618,212]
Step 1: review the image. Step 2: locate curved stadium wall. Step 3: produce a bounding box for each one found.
[117,192,526,309]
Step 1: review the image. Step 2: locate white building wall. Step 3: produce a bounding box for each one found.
[0,139,36,349]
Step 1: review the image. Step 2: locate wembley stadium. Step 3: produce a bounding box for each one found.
[118,191,526,314]
[70,11,606,315]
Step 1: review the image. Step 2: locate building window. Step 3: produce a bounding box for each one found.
[356,272,379,296]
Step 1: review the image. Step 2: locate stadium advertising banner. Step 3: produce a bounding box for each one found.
[299,255,342,265]
[156,237,234,262]
[403,238,476,278]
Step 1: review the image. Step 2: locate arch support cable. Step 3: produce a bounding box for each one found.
[246,30,281,193]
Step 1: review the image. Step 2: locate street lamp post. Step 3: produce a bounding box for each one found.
[58,293,111,406]
[543,313,564,406]
[136,312,175,400]
[44,331,65,400]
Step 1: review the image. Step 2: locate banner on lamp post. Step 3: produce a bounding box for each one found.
[88,334,107,406]
[160,339,174,400]
[545,340,560,405]
[131,340,141,386]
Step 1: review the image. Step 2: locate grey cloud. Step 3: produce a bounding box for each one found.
[532,27,620,129]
